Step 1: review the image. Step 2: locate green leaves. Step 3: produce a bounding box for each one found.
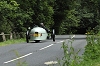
[0,1,19,33]
[0,0,100,34]
[84,35,100,61]
[0,1,32,33]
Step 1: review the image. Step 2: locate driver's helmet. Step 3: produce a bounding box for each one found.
[33,24,38,27]
[40,23,44,26]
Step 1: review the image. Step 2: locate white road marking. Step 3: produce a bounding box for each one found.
[57,40,64,43]
[60,40,64,42]
[71,35,75,39]
[44,61,58,65]
[39,44,54,50]
[4,53,33,64]
[3,35,75,64]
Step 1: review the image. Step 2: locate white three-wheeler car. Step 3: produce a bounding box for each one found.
[26,25,55,43]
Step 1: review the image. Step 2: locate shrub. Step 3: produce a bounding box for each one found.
[58,40,81,66]
[83,35,100,61]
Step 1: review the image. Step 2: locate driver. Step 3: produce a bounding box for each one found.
[40,23,50,33]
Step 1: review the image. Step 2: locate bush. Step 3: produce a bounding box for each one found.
[83,35,100,61]
[58,40,82,66]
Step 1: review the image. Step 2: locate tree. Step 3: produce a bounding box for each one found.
[0,1,31,33]
[53,0,81,34]
[78,0,100,34]
[0,1,19,33]
[32,0,54,29]
[15,0,54,29]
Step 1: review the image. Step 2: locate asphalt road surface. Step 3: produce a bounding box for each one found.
[0,35,87,66]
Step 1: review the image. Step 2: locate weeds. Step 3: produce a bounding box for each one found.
[13,50,28,66]
[0,38,25,46]
[58,39,82,66]
[83,34,100,61]
[58,33,100,66]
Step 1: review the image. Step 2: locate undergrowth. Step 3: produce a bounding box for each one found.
[0,38,25,46]
[58,33,100,66]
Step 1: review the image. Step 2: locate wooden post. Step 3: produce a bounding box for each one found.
[13,32,17,39]
[1,32,6,41]
[10,32,13,39]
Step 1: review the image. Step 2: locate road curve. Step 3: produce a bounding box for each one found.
[0,35,87,66]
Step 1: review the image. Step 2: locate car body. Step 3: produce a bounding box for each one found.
[26,26,55,43]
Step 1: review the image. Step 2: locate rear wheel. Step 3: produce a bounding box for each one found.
[26,31,29,43]
[47,33,51,39]
[26,37,29,43]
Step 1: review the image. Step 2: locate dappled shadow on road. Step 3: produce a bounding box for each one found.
[55,36,71,40]
[28,40,47,43]
[55,37,86,40]
[73,38,86,40]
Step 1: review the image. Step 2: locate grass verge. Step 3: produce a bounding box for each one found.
[58,33,100,66]
[0,38,25,46]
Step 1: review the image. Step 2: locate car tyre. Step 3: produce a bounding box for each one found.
[52,29,55,42]
[26,31,29,43]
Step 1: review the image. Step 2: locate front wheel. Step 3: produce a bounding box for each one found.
[52,29,55,42]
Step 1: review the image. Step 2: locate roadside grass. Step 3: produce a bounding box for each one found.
[0,38,25,46]
[77,57,100,66]
[58,32,100,66]
[13,50,28,66]
[58,39,82,66]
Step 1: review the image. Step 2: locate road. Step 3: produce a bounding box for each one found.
[0,35,87,66]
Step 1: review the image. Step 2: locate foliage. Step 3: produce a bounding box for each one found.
[0,38,25,46]
[58,0,81,34]
[13,50,28,66]
[83,34,100,61]
[0,1,31,33]
[32,0,54,28]
[0,0,100,35]
[0,1,18,33]
[59,34,100,66]
[58,40,81,66]
[78,0,100,31]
